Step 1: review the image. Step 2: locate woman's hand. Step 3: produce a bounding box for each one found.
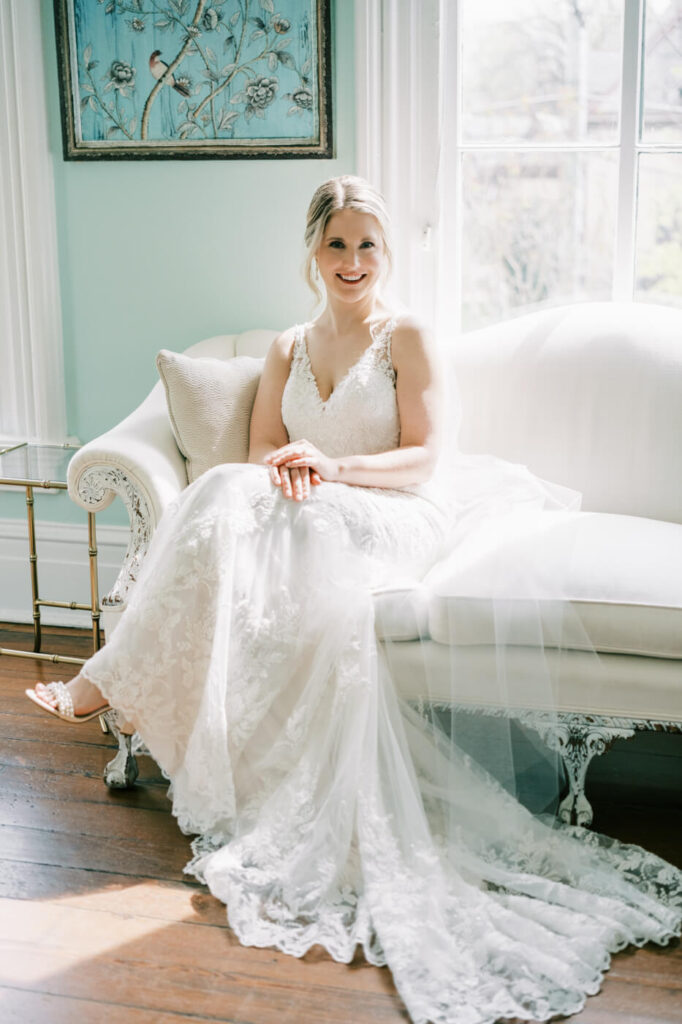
[268,463,319,501]
[264,440,338,501]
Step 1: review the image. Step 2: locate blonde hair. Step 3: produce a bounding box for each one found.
[303,176,393,302]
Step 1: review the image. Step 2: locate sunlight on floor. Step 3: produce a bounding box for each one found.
[0,882,199,985]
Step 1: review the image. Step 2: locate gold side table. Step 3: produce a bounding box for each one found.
[0,442,101,665]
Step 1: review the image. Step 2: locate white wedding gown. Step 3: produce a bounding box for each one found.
[82,319,681,1024]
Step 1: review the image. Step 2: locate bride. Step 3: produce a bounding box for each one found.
[27,176,681,1024]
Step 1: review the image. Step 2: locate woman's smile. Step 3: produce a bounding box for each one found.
[337,272,367,284]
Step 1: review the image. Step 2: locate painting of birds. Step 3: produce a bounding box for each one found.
[55,1,330,157]
[149,51,191,97]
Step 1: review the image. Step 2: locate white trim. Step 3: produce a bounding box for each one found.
[435,0,462,337]
[0,0,67,443]
[614,0,644,300]
[0,518,127,628]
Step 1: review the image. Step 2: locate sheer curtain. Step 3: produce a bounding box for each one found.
[354,0,442,328]
[0,0,67,443]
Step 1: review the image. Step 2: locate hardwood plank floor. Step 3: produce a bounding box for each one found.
[1,623,680,1024]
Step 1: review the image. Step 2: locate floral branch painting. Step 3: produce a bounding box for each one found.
[53,0,332,158]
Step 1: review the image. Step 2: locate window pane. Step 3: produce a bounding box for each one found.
[635,154,682,303]
[641,0,682,142]
[461,0,624,144]
[460,151,618,329]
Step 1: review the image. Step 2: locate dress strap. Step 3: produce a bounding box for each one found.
[371,316,398,370]
[291,324,307,364]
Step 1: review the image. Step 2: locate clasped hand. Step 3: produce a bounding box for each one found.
[264,440,337,501]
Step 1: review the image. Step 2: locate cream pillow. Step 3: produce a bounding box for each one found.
[156,349,264,482]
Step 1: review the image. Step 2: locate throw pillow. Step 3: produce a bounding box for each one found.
[156,349,264,482]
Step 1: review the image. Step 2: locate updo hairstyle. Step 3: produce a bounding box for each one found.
[303,175,393,301]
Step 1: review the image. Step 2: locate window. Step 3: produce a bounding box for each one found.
[355,0,682,333]
[447,0,682,330]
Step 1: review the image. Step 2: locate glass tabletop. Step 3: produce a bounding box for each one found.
[0,442,81,487]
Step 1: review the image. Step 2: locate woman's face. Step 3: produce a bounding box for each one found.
[316,209,386,306]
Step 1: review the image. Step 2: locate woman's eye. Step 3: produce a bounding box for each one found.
[329,240,344,248]
[360,241,375,249]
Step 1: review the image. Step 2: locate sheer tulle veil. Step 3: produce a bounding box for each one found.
[376,341,592,817]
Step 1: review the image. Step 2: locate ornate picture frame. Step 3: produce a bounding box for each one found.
[53,0,333,160]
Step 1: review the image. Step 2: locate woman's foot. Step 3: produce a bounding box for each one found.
[34,673,107,716]
[26,673,111,724]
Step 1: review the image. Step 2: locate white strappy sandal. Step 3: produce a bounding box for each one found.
[25,681,111,724]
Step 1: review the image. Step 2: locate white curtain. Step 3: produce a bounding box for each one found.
[354,0,442,328]
[0,0,67,443]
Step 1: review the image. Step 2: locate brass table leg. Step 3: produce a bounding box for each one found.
[88,512,101,653]
[25,485,42,653]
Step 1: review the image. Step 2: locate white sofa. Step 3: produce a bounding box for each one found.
[68,302,682,824]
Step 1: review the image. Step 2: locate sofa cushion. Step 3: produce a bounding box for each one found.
[390,641,682,722]
[425,510,682,659]
[373,585,429,641]
[157,350,264,482]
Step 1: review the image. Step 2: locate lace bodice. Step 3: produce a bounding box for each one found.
[281,318,400,458]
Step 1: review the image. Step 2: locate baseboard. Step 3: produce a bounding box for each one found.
[0,517,127,628]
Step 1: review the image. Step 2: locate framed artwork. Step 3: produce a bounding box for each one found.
[53,0,333,159]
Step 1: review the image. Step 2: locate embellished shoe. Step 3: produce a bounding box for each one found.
[25,681,111,724]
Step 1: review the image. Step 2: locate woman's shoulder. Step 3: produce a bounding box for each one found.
[266,325,301,364]
[388,314,435,361]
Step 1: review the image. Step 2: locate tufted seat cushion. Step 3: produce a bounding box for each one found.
[422,510,682,658]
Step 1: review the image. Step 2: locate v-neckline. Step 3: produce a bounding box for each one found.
[300,319,390,407]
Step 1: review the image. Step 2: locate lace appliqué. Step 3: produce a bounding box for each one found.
[281,319,400,460]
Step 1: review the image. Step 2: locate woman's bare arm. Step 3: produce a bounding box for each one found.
[336,318,442,486]
[248,329,294,465]
[249,330,320,501]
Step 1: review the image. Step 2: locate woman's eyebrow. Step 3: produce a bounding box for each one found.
[325,235,376,242]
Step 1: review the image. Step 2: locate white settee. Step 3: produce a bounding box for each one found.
[68,302,682,824]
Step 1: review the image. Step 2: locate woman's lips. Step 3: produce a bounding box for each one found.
[337,273,366,284]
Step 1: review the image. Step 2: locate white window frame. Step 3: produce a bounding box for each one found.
[0,0,67,443]
[355,0,682,334]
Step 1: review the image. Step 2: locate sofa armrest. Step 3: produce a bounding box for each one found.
[68,382,187,609]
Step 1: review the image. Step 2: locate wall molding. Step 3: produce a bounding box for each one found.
[0,517,127,628]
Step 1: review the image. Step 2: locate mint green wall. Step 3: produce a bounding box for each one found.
[0,0,354,526]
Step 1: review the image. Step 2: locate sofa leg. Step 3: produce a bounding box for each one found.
[520,712,636,827]
[101,710,139,789]
[554,728,601,828]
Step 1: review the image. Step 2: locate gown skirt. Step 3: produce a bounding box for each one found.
[81,460,682,1024]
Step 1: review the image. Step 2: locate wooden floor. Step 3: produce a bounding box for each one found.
[0,623,680,1024]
